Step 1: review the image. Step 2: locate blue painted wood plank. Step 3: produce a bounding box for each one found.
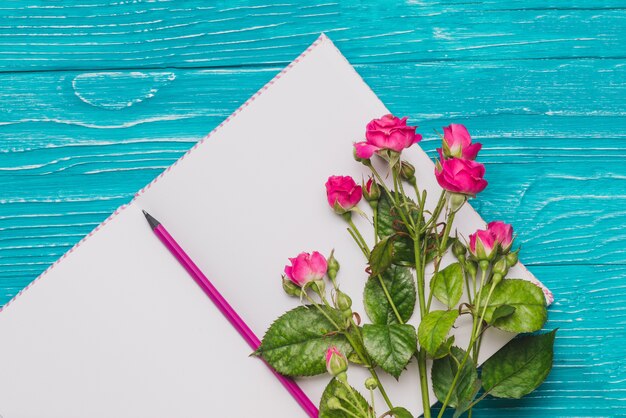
[0,0,624,71]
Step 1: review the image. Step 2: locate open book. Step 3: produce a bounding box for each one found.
[0,34,551,417]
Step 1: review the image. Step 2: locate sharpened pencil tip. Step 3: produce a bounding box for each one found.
[142,209,161,230]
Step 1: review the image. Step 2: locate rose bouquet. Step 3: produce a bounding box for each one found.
[256,115,555,418]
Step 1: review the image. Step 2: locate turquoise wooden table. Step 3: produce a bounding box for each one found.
[0,1,624,416]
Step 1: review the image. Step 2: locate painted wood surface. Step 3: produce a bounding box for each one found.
[0,1,624,416]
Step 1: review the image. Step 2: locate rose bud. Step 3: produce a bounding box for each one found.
[506,249,519,267]
[452,240,467,261]
[334,290,352,312]
[491,257,508,286]
[469,229,497,261]
[440,124,482,160]
[487,221,514,253]
[334,290,353,321]
[492,257,508,276]
[400,160,416,183]
[326,175,363,215]
[284,251,328,287]
[327,250,340,282]
[365,377,378,390]
[448,192,467,213]
[353,114,422,160]
[282,276,301,297]
[435,157,488,197]
[325,346,348,377]
[363,177,381,205]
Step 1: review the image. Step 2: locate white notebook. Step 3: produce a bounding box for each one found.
[0,34,551,418]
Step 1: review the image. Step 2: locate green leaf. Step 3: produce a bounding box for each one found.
[482,330,557,399]
[383,407,414,418]
[362,324,417,378]
[432,335,455,360]
[364,266,416,325]
[388,234,454,268]
[432,347,478,409]
[489,304,516,323]
[418,310,459,357]
[453,379,482,418]
[319,378,371,418]
[369,235,394,276]
[377,189,421,239]
[431,262,464,308]
[257,305,351,377]
[484,279,547,333]
[390,234,416,266]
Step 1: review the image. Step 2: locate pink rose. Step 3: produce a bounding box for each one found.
[469,229,497,261]
[284,251,328,287]
[439,124,482,160]
[488,221,514,252]
[326,175,362,214]
[354,114,422,159]
[435,158,487,196]
[325,346,348,376]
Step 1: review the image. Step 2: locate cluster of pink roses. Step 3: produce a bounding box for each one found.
[469,221,514,261]
[323,115,423,217]
[284,116,506,290]
[265,113,556,418]
[435,124,487,197]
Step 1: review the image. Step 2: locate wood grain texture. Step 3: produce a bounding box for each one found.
[0,1,624,416]
[0,0,625,71]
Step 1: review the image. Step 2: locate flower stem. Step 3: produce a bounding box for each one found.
[347,219,403,325]
[439,211,455,254]
[475,280,497,339]
[369,162,414,235]
[347,228,369,258]
[436,347,472,418]
[348,218,370,256]
[417,349,432,418]
[463,263,474,305]
[414,228,426,318]
[373,206,379,244]
[437,265,496,418]
[412,181,421,203]
[412,206,432,418]
[369,367,393,410]
[394,169,416,230]
[422,191,446,232]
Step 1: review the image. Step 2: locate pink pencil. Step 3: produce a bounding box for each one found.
[142,210,318,417]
